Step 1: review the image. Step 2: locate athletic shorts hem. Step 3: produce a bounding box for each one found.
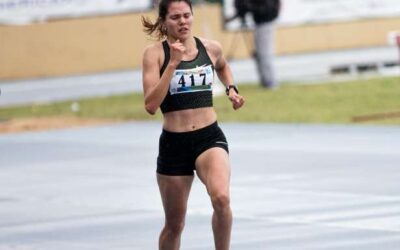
[156,170,195,176]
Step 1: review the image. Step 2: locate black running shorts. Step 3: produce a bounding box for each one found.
[157,121,229,176]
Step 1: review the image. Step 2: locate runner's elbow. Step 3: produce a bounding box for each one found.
[145,103,158,115]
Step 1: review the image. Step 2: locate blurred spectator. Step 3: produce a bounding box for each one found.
[227,0,281,89]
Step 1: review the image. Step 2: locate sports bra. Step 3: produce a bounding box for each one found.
[159,37,215,114]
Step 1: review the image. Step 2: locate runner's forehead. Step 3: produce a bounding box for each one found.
[167,2,192,16]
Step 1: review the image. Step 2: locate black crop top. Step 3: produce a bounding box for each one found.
[159,37,215,114]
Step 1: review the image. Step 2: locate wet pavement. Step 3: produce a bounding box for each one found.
[1,121,399,249]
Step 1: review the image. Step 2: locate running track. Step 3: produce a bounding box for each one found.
[1,122,399,249]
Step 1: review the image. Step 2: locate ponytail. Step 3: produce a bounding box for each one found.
[141,16,166,40]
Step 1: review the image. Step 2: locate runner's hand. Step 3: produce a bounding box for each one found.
[229,93,245,110]
[169,39,185,66]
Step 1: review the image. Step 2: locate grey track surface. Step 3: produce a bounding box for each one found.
[1,122,400,249]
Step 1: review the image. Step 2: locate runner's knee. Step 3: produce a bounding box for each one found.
[211,193,230,212]
[165,219,185,235]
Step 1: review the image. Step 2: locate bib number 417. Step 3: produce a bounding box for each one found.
[178,73,207,87]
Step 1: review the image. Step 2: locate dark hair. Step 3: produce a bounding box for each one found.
[142,0,193,40]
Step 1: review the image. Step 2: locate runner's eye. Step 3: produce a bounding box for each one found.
[170,15,180,20]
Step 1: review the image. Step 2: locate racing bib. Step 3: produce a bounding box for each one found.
[169,64,214,95]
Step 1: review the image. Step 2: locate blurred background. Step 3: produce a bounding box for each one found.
[1,0,399,81]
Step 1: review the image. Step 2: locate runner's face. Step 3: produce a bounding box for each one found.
[164,2,193,41]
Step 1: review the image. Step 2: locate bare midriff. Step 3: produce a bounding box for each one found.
[162,107,217,132]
